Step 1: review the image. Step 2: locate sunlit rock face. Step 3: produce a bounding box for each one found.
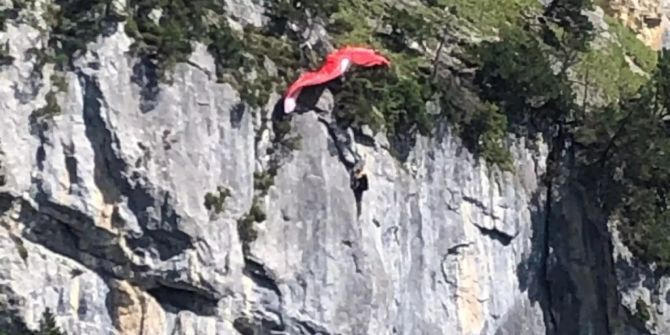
[0,0,669,334]
[605,0,670,49]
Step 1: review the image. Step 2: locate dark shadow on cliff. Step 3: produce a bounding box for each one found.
[613,254,665,333]
[515,178,565,335]
[515,152,654,335]
[270,82,329,143]
[230,102,246,129]
[144,283,219,316]
[270,80,369,215]
[78,73,193,261]
[130,57,160,114]
[0,306,33,335]
[615,256,659,293]
[0,192,12,214]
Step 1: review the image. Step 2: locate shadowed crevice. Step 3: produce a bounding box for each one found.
[130,58,160,114]
[145,283,219,317]
[474,224,515,246]
[243,257,282,300]
[230,101,246,129]
[79,72,192,261]
[290,317,334,335]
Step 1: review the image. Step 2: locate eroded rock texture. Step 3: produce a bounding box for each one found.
[0,15,557,334]
[605,0,670,49]
[0,1,669,335]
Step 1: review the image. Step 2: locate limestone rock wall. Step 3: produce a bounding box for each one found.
[604,0,670,49]
[0,10,555,335]
[1,1,669,335]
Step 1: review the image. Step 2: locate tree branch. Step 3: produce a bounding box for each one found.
[598,109,635,167]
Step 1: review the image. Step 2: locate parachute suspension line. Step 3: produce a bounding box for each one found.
[279,47,389,216]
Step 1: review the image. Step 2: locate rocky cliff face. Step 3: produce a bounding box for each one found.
[604,0,670,49]
[0,22,552,333]
[0,1,668,335]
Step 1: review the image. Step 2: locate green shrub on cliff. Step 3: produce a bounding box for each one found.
[574,50,670,270]
[123,0,228,80]
[472,25,575,130]
[465,0,670,270]
[45,0,122,70]
[6,0,670,272]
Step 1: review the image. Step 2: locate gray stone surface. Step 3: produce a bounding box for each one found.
[0,201,115,335]
[611,218,670,335]
[2,2,670,335]
[0,19,552,333]
[0,19,250,334]
[224,0,265,28]
[228,103,550,335]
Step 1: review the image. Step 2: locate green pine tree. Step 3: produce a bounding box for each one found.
[541,0,595,73]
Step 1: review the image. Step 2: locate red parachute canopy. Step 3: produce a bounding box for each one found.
[283,46,391,113]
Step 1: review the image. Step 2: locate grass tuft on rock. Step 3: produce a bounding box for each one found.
[204,186,231,214]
